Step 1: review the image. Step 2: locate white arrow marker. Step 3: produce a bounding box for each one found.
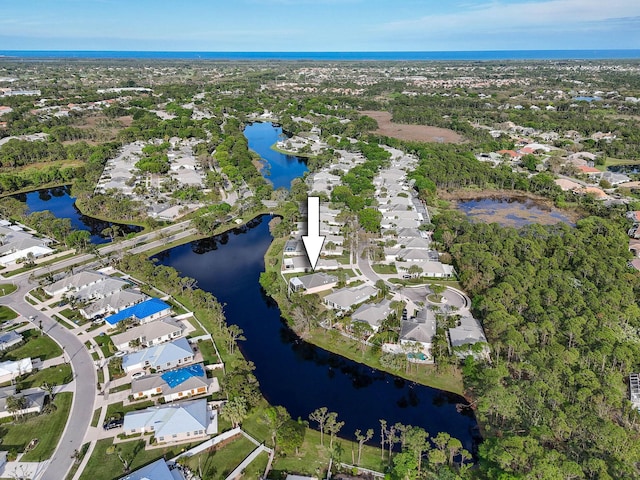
[302,196,325,270]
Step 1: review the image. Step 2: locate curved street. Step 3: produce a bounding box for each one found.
[0,220,195,480]
[0,277,96,480]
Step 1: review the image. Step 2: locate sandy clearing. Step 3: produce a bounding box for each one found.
[361,110,464,144]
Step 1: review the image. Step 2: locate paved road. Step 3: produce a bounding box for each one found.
[0,281,96,480]
[26,220,194,279]
[0,220,195,479]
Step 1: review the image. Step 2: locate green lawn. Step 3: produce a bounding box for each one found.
[59,308,87,325]
[242,450,270,478]
[305,327,464,395]
[270,426,387,479]
[17,364,73,390]
[197,339,220,364]
[94,334,116,357]
[65,442,90,480]
[54,315,75,329]
[3,321,27,332]
[0,392,73,461]
[79,438,200,480]
[1,330,62,362]
[104,400,154,422]
[0,283,17,297]
[91,407,102,427]
[371,263,398,274]
[595,156,640,171]
[181,435,256,479]
[29,287,51,302]
[336,252,352,265]
[0,306,18,322]
[109,382,131,394]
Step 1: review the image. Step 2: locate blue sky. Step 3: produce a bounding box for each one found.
[1,0,639,51]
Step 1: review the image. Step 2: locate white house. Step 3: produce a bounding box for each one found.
[400,309,436,358]
[122,337,194,373]
[0,358,33,384]
[351,299,393,332]
[289,272,338,295]
[119,458,185,480]
[448,315,489,359]
[131,363,218,402]
[111,318,184,352]
[122,398,216,444]
[0,331,22,351]
[0,386,45,419]
[324,284,377,311]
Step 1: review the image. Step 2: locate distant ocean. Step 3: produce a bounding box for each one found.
[1,50,640,61]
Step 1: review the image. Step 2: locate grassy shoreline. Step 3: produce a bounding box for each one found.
[261,232,465,395]
[270,143,317,159]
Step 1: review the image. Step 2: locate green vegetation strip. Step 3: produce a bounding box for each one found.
[180,435,256,479]
[79,438,199,480]
[91,407,102,428]
[18,364,73,390]
[104,400,154,422]
[2,330,62,362]
[0,306,18,322]
[0,392,73,461]
[0,284,17,296]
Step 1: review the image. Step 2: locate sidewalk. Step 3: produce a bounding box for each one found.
[0,460,50,480]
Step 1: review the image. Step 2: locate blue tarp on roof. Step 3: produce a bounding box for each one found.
[161,364,205,388]
[105,298,170,325]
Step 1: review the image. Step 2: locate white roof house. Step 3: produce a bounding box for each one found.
[351,299,393,332]
[0,358,33,383]
[79,289,147,319]
[289,273,338,295]
[630,373,640,411]
[400,309,436,349]
[44,270,109,297]
[131,363,218,402]
[324,284,377,311]
[0,331,22,351]
[73,277,130,301]
[123,398,215,443]
[119,458,185,480]
[122,337,194,373]
[112,318,183,352]
[0,386,45,419]
[448,315,489,359]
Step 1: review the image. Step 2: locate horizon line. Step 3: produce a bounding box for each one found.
[2,48,640,53]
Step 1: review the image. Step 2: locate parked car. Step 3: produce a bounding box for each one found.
[103,419,123,430]
[113,351,126,358]
[131,371,145,380]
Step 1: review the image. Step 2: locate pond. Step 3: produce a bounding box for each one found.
[244,122,308,190]
[456,196,574,227]
[12,185,143,244]
[153,216,480,452]
[607,164,640,175]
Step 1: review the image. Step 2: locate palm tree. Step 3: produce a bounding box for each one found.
[6,395,28,420]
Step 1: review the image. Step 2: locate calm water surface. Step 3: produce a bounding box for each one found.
[13,185,142,244]
[244,122,308,190]
[154,216,479,450]
[458,196,574,227]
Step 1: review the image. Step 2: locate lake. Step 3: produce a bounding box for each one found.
[457,196,574,227]
[12,185,143,244]
[154,216,480,450]
[244,122,308,190]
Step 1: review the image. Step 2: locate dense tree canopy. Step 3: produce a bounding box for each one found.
[433,212,640,479]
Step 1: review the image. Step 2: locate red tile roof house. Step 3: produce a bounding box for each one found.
[576,165,602,176]
[497,149,521,160]
[518,147,536,155]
